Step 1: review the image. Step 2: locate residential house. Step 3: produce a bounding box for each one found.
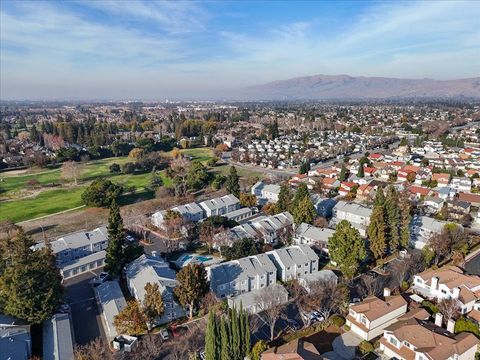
[251,181,281,204]
[339,181,357,196]
[321,177,340,191]
[125,254,185,325]
[199,194,241,217]
[458,192,480,207]
[311,194,336,218]
[410,215,449,250]
[331,201,372,236]
[346,289,408,341]
[412,266,480,315]
[299,270,338,293]
[266,244,320,282]
[95,280,127,341]
[42,313,74,360]
[293,222,334,252]
[151,202,205,228]
[230,212,294,246]
[408,185,432,200]
[432,173,451,186]
[261,338,322,360]
[423,196,445,214]
[446,200,471,220]
[0,314,31,360]
[451,177,472,192]
[42,226,108,267]
[379,316,479,360]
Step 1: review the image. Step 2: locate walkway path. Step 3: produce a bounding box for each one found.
[323,331,362,360]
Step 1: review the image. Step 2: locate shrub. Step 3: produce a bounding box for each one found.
[455,317,480,337]
[421,300,439,315]
[358,340,374,355]
[330,315,346,327]
[251,340,269,360]
[401,280,410,291]
[109,163,121,173]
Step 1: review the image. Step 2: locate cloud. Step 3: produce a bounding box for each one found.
[0,0,478,100]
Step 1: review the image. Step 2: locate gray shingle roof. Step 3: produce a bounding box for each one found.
[42,313,74,360]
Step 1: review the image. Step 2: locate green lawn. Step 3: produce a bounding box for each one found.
[0,148,213,223]
[0,187,85,223]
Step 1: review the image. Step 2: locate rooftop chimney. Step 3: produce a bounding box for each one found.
[447,318,456,334]
[431,276,439,291]
[452,287,460,299]
[383,288,391,297]
[435,312,443,327]
[151,251,158,258]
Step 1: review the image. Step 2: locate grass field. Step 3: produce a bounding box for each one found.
[0,147,214,223]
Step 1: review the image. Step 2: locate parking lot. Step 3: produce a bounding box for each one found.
[64,268,106,345]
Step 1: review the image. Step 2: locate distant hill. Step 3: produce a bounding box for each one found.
[244,74,480,100]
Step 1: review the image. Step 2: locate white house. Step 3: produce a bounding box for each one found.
[450,177,472,192]
[251,181,281,204]
[95,280,127,341]
[199,194,241,217]
[151,202,204,228]
[409,215,450,250]
[346,290,408,341]
[412,266,480,315]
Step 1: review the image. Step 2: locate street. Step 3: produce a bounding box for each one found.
[63,269,106,346]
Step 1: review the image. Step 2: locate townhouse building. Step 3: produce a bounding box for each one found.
[331,201,372,236]
[251,181,281,204]
[412,266,480,315]
[450,177,472,193]
[266,244,320,282]
[293,222,334,252]
[125,254,185,325]
[199,194,241,217]
[409,215,450,250]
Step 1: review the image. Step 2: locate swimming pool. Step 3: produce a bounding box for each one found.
[180,254,212,263]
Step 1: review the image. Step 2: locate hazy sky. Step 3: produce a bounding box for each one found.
[1,0,479,100]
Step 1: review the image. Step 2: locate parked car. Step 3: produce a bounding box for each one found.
[160,328,170,341]
[90,272,110,286]
[126,235,135,242]
[199,351,206,360]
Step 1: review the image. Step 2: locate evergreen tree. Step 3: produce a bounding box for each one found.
[292,196,316,225]
[0,229,63,323]
[276,184,292,213]
[29,124,39,143]
[105,200,126,277]
[339,164,348,181]
[231,307,241,360]
[220,317,231,360]
[367,205,388,260]
[328,220,366,278]
[385,186,401,251]
[142,282,164,330]
[205,310,217,360]
[243,308,251,357]
[357,164,365,178]
[292,183,309,208]
[226,166,240,197]
[374,187,386,206]
[173,264,209,319]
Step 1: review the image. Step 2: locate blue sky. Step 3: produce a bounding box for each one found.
[1,0,479,100]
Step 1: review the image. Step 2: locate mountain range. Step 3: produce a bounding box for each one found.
[244,74,480,100]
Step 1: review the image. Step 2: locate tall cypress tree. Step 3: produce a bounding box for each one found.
[227,166,240,198]
[385,186,401,251]
[367,205,387,260]
[205,310,217,360]
[231,307,241,360]
[105,199,125,277]
[292,183,309,208]
[220,317,231,360]
[244,309,251,357]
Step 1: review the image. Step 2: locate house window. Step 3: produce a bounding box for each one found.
[389,337,398,347]
[361,316,367,325]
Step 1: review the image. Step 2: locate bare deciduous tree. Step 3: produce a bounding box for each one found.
[61,160,83,185]
[255,285,287,340]
[74,338,114,360]
[438,298,461,320]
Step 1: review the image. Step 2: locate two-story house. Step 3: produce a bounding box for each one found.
[293,222,335,252]
[450,177,472,192]
[331,201,372,236]
[346,289,408,341]
[125,254,185,325]
[251,181,281,205]
[412,266,480,315]
[199,194,241,217]
[409,215,453,250]
[379,316,479,360]
[266,245,319,282]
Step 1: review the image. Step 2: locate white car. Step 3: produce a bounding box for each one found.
[160,328,170,341]
[126,235,135,242]
[90,272,109,286]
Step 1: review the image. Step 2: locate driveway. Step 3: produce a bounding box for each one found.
[64,269,106,346]
[322,331,362,360]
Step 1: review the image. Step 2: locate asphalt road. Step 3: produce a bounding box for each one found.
[63,268,106,346]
